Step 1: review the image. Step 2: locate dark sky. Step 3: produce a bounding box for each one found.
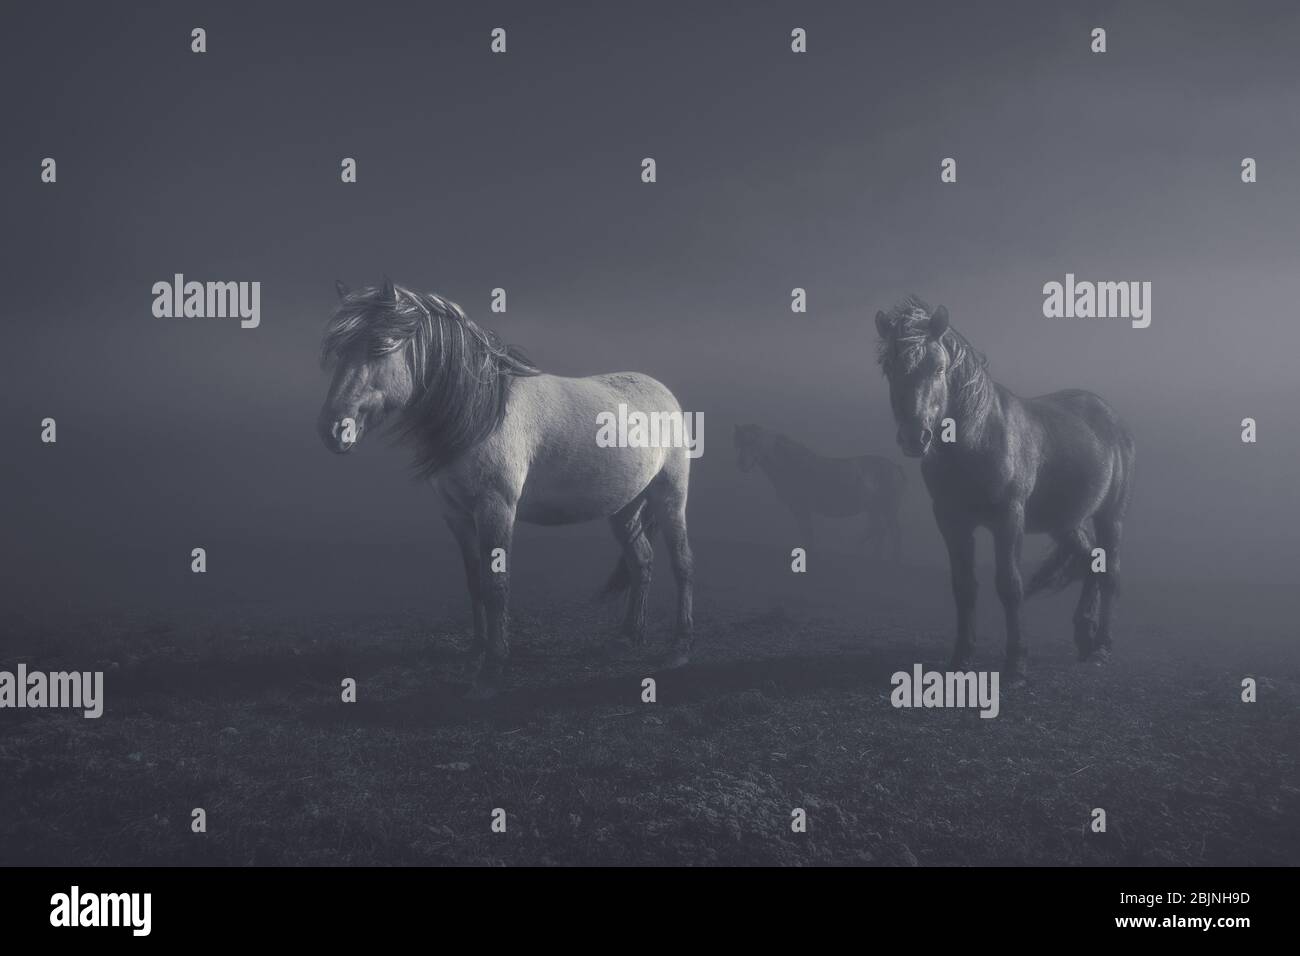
[3,0,1298,619]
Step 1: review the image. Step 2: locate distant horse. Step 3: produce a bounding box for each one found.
[875,297,1134,681]
[318,279,695,696]
[733,424,906,559]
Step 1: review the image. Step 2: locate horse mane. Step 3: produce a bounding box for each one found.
[876,295,996,427]
[320,283,541,477]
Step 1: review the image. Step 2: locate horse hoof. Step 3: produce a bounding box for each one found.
[596,638,634,662]
[1089,646,1112,665]
[466,658,506,698]
[662,650,691,670]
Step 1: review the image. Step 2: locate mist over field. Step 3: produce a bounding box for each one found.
[1,0,1297,866]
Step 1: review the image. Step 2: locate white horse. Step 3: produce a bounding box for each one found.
[317,279,695,696]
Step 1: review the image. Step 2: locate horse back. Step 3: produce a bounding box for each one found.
[764,443,903,517]
[1030,390,1133,464]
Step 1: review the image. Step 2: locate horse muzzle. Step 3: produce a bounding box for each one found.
[897,425,932,458]
[320,417,361,454]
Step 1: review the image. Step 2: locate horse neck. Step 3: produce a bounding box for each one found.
[757,435,815,482]
[944,365,1000,447]
[400,357,512,477]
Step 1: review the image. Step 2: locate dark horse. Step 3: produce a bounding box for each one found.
[875,297,1134,681]
[733,424,906,560]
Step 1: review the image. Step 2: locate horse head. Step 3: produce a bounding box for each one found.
[317,278,416,454]
[876,299,953,458]
[733,424,771,472]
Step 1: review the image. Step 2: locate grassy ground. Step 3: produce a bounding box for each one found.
[1,540,1297,866]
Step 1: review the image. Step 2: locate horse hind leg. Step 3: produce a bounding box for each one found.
[1073,574,1101,661]
[647,464,694,669]
[1091,514,1123,661]
[607,497,654,649]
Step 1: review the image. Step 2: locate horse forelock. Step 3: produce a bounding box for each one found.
[876,295,937,376]
[319,283,541,476]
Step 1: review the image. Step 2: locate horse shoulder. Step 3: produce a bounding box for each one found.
[441,377,548,503]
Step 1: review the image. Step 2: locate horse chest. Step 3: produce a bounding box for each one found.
[922,452,1014,514]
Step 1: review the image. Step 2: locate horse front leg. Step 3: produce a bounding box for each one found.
[470,493,517,698]
[857,512,882,555]
[992,502,1027,682]
[444,510,486,657]
[936,510,977,669]
[794,510,817,554]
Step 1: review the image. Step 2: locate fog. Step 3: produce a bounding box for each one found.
[3,0,1298,651]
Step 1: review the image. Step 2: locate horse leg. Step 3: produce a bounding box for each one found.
[469,494,517,698]
[861,511,892,558]
[936,509,977,669]
[607,498,653,649]
[857,513,880,554]
[992,503,1027,682]
[648,467,694,669]
[795,510,816,553]
[888,511,904,563]
[443,509,486,656]
[1072,534,1101,660]
[1092,515,1122,661]
[1072,577,1101,661]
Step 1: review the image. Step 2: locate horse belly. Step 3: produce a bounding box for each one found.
[786,461,867,517]
[1024,457,1111,533]
[515,496,613,525]
[812,486,871,517]
[516,444,665,526]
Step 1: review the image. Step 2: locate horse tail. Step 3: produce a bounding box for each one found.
[593,497,659,602]
[1024,527,1092,598]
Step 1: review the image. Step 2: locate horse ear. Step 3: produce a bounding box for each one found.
[381,275,396,301]
[929,305,950,339]
[875,310,892,338]
[334,280,350,300]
